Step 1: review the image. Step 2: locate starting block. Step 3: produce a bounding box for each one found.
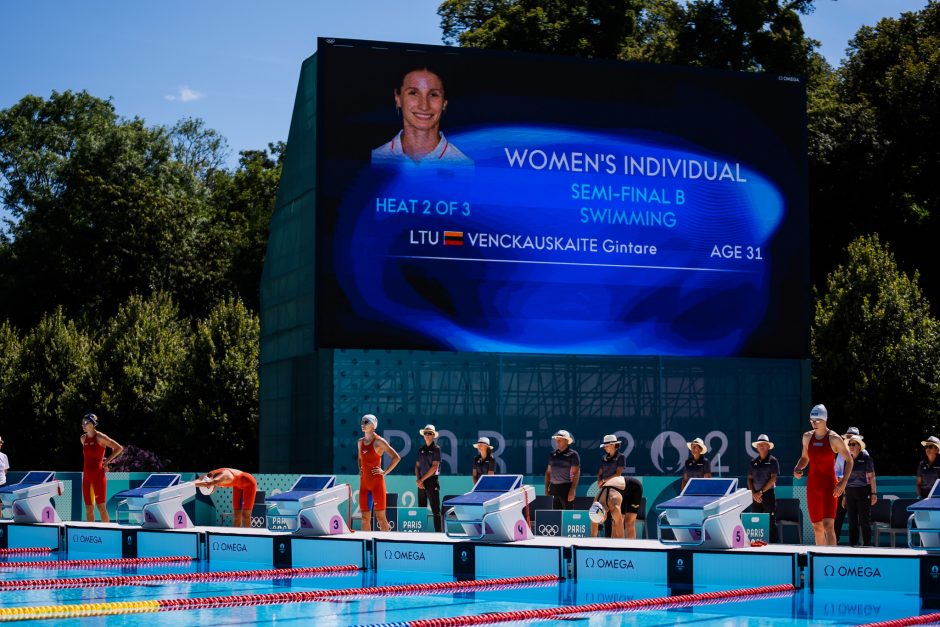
[656,478,750,549]
[443,474,534,542]
[908,481,940,550]
[0,471,62,523]
[265,475,351,535]
[114,473,195,529]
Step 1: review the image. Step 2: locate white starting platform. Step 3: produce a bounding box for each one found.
[908,481,940,550]
[114,473,196,529]
[442,474,535,542]
[264,475,351,536]
[655,478,751,549]
[0,471,63,524]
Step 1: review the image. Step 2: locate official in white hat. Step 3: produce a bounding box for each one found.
[545,430,580,511]
[681,437,712,491]
[843,435,876,546]
[748,434,780,542]
[918,436,940,497]
[415,424,443,532]
[472,436,496,483]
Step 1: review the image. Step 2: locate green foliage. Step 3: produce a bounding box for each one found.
[671,0,816,74]
[96,292,190,457]
[179,296,260,469]
[5,308,98,468]
[439,0,676,61]
[810,2,940,303]
[438,0,816,73]
[0,92,267,329]
[813,235,940,473]
[0,320,21,417]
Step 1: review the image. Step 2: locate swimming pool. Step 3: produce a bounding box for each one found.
[0,553,933,626]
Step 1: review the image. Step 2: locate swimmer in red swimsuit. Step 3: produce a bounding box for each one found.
[793,404,853,545]
[80,413,124,522]
[196,468,258,527]
[358,414,401,532]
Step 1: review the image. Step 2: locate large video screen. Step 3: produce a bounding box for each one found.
[315,38,808,357]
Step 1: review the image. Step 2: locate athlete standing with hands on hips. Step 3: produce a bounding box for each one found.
[359,414,401,532]
[793,404,853,545]
[80,413,123,522]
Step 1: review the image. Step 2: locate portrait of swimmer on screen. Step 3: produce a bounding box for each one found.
[371,67,473,170]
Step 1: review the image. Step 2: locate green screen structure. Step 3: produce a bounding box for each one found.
[260,40,811,474]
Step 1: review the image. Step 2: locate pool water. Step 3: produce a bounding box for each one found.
[0,554,931,626]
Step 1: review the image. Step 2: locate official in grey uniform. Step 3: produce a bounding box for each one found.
[545,430,580,510]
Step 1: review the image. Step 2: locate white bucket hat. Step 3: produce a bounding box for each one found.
[843,426,863,440]
[922,436,940,448]
[751,434,775,450]
[846,434,866,452]
[419,424,438,437]
[599,434,622,448]
[552,429,574,445]
[474,436,493,449]
[687,437,708,454]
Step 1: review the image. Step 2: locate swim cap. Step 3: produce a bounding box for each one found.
[82,413,98,426]
[588,501,607,524]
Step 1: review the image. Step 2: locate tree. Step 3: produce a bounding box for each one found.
[0,320,21,419]
[671,0,817,74]
[96,292,190,459]
[208,143,285,312]
[3,308,98,469]
[0,91,236,328]
[810,2,940,305]
[439,0,679,61]
[178,297,260,469]
[438,0,817,74]
[813,235,940,473]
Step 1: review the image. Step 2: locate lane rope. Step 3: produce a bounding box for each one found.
[857,613,940,627]
[0,548,56,556]
[0,574,559,621]
[0,563,360,591]
[362,583,797,627]
[0,555,192,569]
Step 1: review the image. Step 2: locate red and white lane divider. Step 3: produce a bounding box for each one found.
[0,548,55,556]
[857,614,940,627]
[365,583,797,627]
[0,574,560,621]
[0,563,360,590]
[0,555,192,569]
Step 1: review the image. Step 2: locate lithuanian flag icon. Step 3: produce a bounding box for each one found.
[444,231,464,246]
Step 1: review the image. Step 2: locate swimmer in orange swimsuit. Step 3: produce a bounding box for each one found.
[793,404,853,545]
[358,414,401,532]
[80,413,124,522]
[196,468,258,528]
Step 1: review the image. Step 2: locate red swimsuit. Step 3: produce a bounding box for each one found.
[82,435,107,505]
[806,430,837,523]
[359,438,387,511]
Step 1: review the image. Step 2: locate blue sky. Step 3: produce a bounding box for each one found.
[0,0,930,170]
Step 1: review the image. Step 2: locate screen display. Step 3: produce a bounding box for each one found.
[316,39,808,357]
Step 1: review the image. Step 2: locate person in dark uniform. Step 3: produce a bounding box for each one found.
[834,426,862,543]
[544,429,580,510]
[843,435,876,546]
[747,434,780,543]
[591,434,626,538]
[415,424,442,532]
[471,436,496,483]
[918,436,940,498]
[681,437,712,491]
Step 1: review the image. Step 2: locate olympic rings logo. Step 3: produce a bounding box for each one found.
[538,524,560,536]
